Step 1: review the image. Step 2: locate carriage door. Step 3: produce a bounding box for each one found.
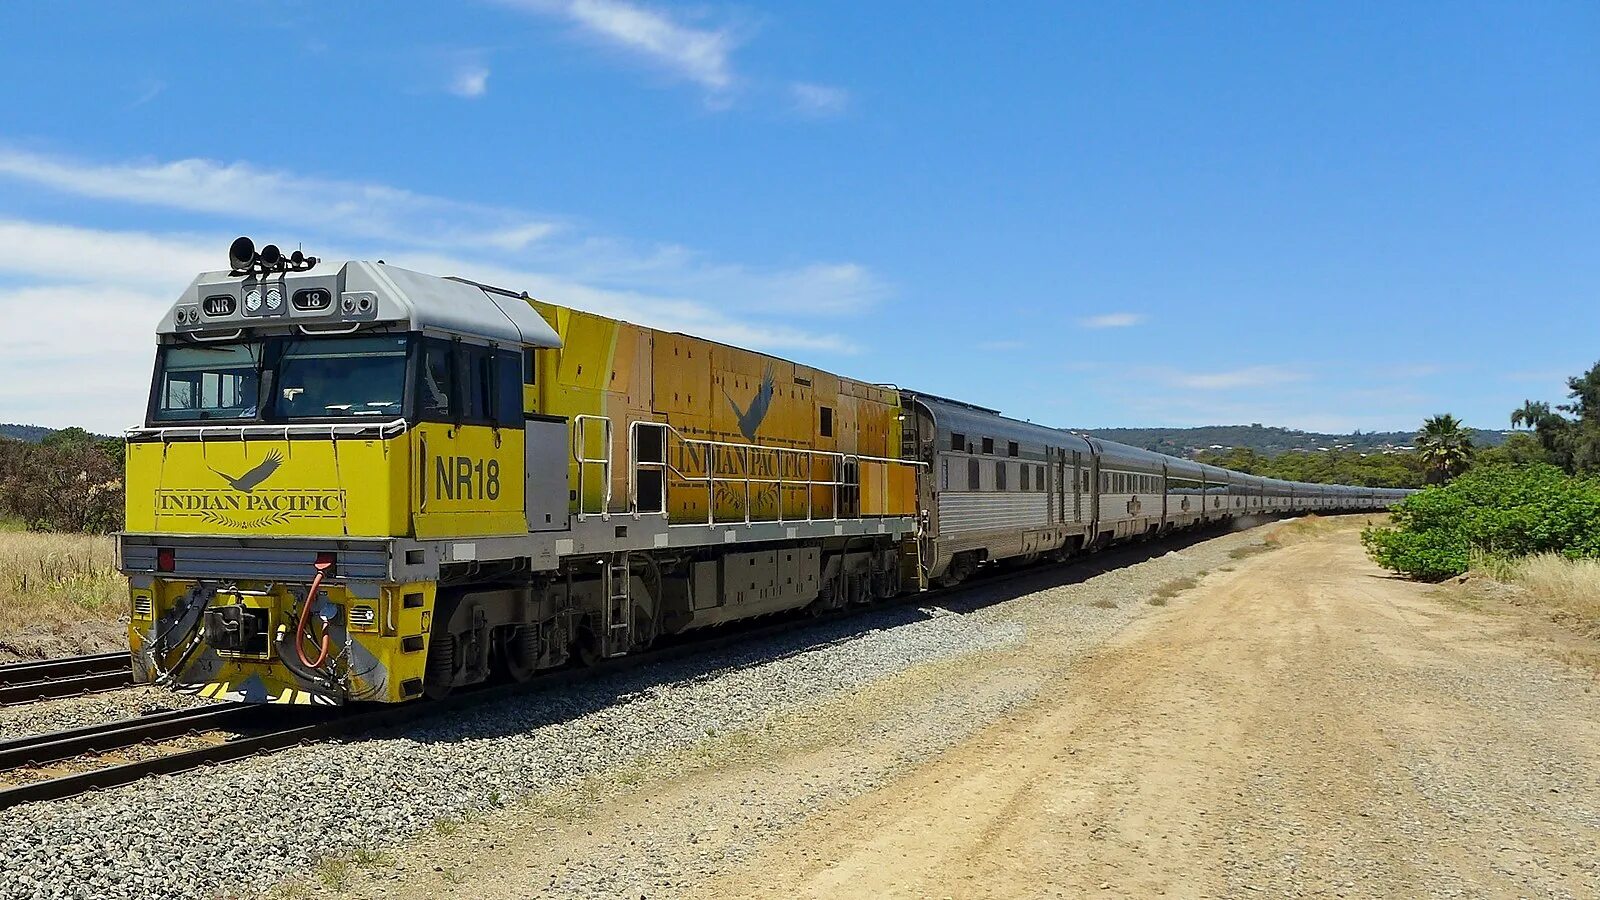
[1071,449,1082,523]
[1161,463,1169,527]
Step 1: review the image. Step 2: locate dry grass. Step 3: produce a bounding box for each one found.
[0,531,127,660]
[1470,552,1600,636]
[1149,573,1203,606]
[1264,513,1389,547]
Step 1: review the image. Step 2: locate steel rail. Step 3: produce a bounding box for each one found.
[0,705,269,771]
[0,517,1272,811]
[0,653,134,706]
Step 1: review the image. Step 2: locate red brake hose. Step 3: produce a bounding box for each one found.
[294,559,335,669]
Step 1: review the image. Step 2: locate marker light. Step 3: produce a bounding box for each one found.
[156,548,175,572]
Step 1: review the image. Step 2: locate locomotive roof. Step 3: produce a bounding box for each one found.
[161,260,561,348]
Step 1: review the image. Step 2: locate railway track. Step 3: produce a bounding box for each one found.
[0,652,133,706]
[0,521,1251,811]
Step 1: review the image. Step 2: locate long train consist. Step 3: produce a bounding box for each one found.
[118,240,1408,704]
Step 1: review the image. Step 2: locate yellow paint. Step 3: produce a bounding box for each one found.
[124,436,409,537]
[528,298,918,523]
[131,577,436,704]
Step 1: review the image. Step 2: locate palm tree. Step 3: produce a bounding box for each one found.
[1510,400,1552,430]
[1415,414,1474,482]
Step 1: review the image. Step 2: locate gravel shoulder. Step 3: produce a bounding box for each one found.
[326,518,1600,900]
[309,520,1335,900]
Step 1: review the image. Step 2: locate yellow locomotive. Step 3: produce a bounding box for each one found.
[120,239,920,704]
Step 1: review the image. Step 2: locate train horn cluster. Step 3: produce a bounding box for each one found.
[228,236,318,275]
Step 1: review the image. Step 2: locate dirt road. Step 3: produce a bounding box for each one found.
[328,521,1600,900]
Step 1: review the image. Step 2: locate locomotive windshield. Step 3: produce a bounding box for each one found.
[153,342,264,421]
[274,337,407,418]
[150,335,410,423]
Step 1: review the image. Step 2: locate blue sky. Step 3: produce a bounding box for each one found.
[0,1,1595,435]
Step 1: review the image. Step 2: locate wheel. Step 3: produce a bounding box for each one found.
[493,625,541,683]
[422,633,456,700]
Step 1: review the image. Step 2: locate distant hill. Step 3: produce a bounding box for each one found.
[0,423,55,443]
[1080,424,1508,458]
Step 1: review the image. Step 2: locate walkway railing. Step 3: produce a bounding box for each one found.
[572,415,921,524]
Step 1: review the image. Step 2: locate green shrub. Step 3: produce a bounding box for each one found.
[1361,464,1600,580]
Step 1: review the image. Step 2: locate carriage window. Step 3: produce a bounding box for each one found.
[996,461,1008,491]
[1037,465,1046,491]
[1020,465,1030,492]
[982,437,995,455]
[820,406,834,437]
[952,432,966,452]
[968,458,980,490]
[1007,441,1019,457]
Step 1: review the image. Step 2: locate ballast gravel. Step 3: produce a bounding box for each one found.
[0,525,1270,900]
[0,685,218,742]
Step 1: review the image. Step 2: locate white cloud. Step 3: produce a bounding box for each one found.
[789,81,849,117]
[0,219,216,288]
[1079,312,1146,328]
[0,147,558,251]
[449,64,491,98]
[0,146,892,431]
[0,283,167,432]
[1167,366,1306,390]
[498,0,737,92]
[0,217,872,432]
[390,250,857,354]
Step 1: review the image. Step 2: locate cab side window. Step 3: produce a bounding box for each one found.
[417,340,455,421]
[497,350,523,423]
[461,346,494,422]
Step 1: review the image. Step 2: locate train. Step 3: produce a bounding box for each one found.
[116,239,1408,705]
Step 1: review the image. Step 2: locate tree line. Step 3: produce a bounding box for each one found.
[0,428,124,533]
[1363,360,1600,580]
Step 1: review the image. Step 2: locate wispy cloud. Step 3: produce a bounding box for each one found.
[0,145,892,431]
[789,81,849,117]
[128,79,166,108]
[498,0,738,94]
[449,63,491,98]
[0,147,556,251]
[1079,312,1146,328]
[1166,366,1306,390]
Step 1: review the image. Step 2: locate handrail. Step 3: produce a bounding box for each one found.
[126,417,408,442]
[572,414,614,520]
[613,417,923,526]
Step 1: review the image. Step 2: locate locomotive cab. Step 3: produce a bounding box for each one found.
[122,248,563,703]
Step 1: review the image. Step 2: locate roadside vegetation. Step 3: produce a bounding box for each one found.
[0,430,127,658]
[0,427,124,533]
[0,527,126,659]
[1364,361,1600,634]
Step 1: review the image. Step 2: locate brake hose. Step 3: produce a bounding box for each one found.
[294,558,335,669]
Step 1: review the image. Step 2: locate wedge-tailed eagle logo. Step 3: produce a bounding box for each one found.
[209,450,283,493]
[726,364,776,441]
